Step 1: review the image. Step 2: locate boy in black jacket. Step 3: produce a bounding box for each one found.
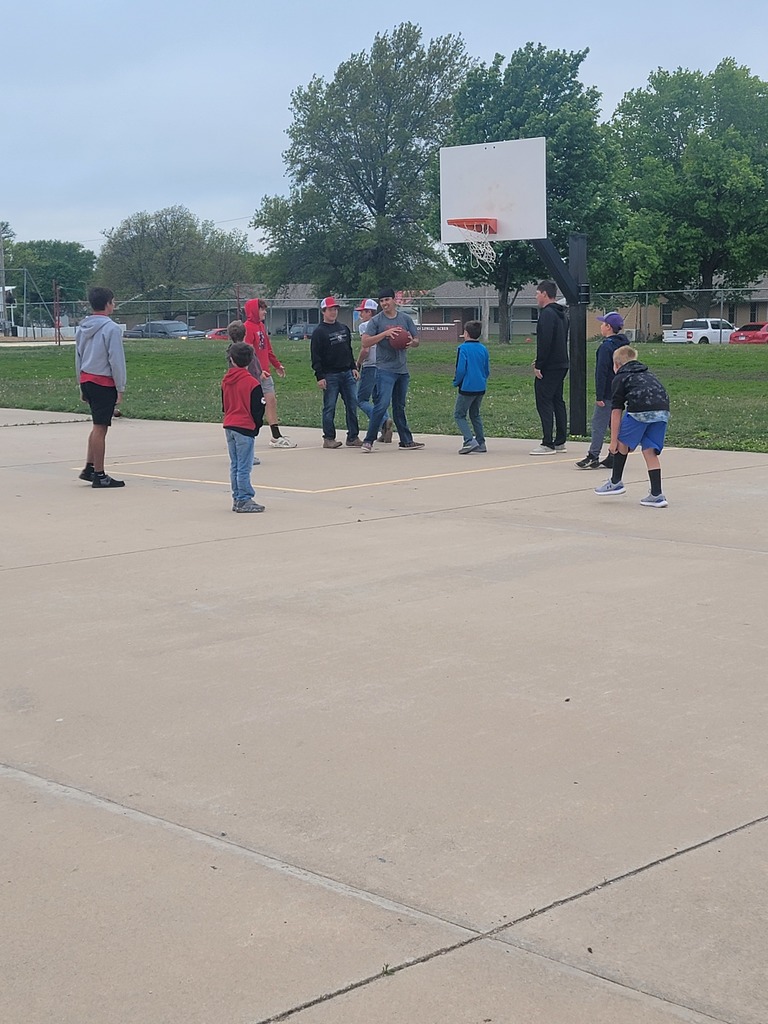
[530,280,569,455]
[594,346,670,507]
[310,297,361,448]
[576,312,629,470]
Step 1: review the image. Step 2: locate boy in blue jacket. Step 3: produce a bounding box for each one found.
[452,320,490,454]
[576,312,629,469]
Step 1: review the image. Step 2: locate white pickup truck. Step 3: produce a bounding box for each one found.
[662,318,734,345]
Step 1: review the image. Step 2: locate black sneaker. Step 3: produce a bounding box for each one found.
[92,473,125,488]
[575,455,600,469]
[599,454,614,469]
[79,466,95,481]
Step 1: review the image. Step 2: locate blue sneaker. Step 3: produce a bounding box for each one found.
[458,439,479,454]
[594,479,626,496]
[640,492,668,508]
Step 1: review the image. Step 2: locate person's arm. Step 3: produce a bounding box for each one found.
[595,343,611,404]
[264,336,285,376]
[310,327,326,387]
[452,347,464,388]
[534,308,555,371]
[250,384,266,432]
[106,325,127,394]
[404,315,419,348]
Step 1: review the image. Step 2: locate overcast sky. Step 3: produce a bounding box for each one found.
[3,0,766,253]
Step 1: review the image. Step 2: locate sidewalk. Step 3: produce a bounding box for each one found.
[2,411,766,1024]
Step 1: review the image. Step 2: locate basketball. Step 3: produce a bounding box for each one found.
[389,327,410,350]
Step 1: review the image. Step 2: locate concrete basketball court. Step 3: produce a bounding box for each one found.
[2,407,767,1024]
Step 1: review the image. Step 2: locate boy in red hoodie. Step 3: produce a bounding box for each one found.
[222,333,266,513]
[243,298,296,448]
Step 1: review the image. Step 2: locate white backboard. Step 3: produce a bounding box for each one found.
[439,137,547,243]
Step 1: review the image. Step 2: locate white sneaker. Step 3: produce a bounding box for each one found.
[529,444,556,456]
[269,436,297,449]
[554,444,567,452]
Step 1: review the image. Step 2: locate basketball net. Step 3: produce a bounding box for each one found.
[447,218,498,272]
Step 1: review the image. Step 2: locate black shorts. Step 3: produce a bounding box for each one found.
[81,381,118,426]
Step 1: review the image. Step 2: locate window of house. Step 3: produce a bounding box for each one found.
[530,308,539,323]
[749,302,759,322]
[727,304,736,324]
[660,303,673,326]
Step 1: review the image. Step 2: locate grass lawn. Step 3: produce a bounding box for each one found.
[1,337,766,452]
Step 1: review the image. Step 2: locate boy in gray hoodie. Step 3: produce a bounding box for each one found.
[75,287,127,488]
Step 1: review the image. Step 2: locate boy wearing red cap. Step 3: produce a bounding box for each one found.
[310,298,361,448]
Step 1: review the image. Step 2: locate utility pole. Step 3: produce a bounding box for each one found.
[0,225,7,326]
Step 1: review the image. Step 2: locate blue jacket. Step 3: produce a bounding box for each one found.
[453,341,490,393]
[595,331,628,402]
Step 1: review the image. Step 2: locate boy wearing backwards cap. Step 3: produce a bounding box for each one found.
[310,298,362,448]
[355,299,394,443]
[576,311,629,470]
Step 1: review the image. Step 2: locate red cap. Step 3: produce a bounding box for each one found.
[356,298,378,311]
[320,297,339,309]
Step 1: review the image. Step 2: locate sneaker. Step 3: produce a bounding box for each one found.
[458,439,479,454]
[399,441,425,450]
[323,438,342,449]
[270,436,297,449]
[555,444,567,452]
[471,443,487,453]
[599,454,614,469]
[345,437,363,447]
[575,455,600,469]
[529,444,556,456]
[234,500,265,513]
[379,418,394,443]
[79,466,94,482]
[361,441,373,453]
[91,473,125,488]
[594,479,626,495]
[640,492,668,508]
[253,455,261,466]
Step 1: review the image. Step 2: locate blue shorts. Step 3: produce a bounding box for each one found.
[618,413,667,453]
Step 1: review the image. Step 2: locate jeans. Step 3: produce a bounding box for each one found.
[225,429,255,504]
[534,368,568,447]
[356,365,378,421]
[364,370,412,446]
[588,401,612,458]
[454,393,485,444]
[322,370,360,441]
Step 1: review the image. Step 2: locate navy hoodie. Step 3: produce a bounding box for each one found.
[595,331,628,402]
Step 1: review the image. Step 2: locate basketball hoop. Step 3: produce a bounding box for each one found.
[447,218,498,271]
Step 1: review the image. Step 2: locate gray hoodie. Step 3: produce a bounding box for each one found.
[75,314,127,393]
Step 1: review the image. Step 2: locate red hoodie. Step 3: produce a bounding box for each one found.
[221,365,265,435]
[243,299,282,376]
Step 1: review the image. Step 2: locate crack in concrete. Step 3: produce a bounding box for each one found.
[2,762,761,1024]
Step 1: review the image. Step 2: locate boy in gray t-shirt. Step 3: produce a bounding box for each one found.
[359,288,424,451]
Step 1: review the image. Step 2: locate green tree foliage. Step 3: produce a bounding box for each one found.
[608,59,768,312]
[445,44,619,341]
[252,23,467,296]
[7,239,96,302]
[97,206,250,302]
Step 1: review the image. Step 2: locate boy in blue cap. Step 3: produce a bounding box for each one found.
[576,311,629,470]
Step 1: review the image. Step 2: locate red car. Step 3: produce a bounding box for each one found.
[205,327,230,340]
[729,322,768,344]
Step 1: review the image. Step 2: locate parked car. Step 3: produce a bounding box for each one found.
[662,318,734,344]
[729,322,768,344]
[205,327,231,340]
[289,322,315,340]
[124,320,206,340]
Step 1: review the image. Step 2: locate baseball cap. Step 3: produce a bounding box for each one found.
[356,299,378,311]
[596,311,624,331]
[320,296,339,309]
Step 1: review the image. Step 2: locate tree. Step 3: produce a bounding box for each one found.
[444,45,619,341]
[97,206,250,302]
[252,23,467,295]
[7,239,96,303]
[607,59,768,313]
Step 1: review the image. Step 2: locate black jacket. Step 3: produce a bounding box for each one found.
[310,321,356,379]
[611,361,670,412]
[535,302,569,371]
[595,332,628,402]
